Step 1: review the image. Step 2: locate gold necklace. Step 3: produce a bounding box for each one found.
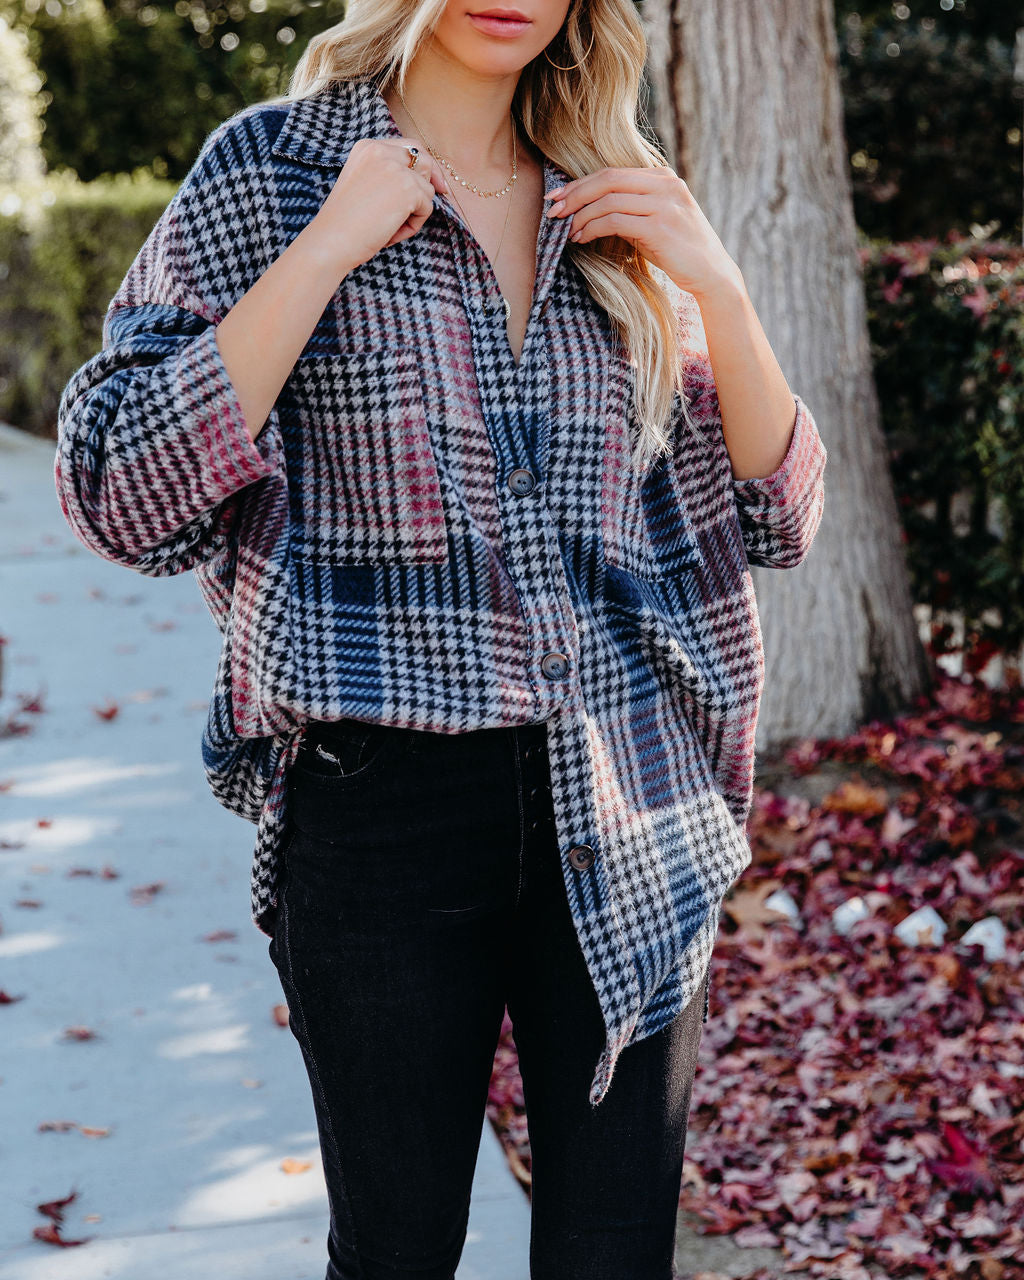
[397,94,518,199]
[397,90,517,323]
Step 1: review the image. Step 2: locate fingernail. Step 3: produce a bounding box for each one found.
[544,187,564,199]
[546,200,564,217]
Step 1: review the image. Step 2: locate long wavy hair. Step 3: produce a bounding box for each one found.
[263,0,700,472]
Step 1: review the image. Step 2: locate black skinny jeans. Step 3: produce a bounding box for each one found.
[268,715,708,1280]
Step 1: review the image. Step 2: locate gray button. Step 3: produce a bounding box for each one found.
[540,651,570,679]
[568,843,595,871]
[508,468,536,496]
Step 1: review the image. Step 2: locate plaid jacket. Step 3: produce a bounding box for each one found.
[54,74,827,1106]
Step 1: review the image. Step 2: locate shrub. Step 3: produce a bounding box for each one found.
[862,231,1024,663]
[0,166,176,432]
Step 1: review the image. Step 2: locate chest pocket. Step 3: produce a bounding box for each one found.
[601,356,705,583]
[285,347,449,566]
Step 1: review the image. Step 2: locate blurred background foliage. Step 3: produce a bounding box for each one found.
[0,0,346,180]
[835,0,1021,243]
[863,234,1024,657]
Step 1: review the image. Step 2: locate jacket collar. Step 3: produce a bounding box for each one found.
[270,74,575,255]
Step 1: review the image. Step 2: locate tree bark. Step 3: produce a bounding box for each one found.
[642,0,931,753]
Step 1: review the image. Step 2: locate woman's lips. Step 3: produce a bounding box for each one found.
[468,13,532,38]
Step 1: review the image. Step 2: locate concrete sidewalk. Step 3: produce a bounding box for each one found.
[0,422,531,1278]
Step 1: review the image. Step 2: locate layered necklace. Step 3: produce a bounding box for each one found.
[396,89,518,323]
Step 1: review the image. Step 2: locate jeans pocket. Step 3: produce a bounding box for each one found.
[293,719,395,785]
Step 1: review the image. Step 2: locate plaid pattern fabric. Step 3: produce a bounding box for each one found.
[54,74,827,1107]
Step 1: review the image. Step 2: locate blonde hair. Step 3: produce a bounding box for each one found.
[262,0,700,472]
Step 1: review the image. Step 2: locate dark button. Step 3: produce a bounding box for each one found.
[568,843,595,871]
[507,468,537,496]
[540,651,570,679]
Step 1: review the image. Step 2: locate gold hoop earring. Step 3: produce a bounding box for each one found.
[543,33,595,72]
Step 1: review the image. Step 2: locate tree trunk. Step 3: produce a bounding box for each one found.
[642,0,931,753]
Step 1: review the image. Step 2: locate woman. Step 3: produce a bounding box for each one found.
[54,1,828,1276]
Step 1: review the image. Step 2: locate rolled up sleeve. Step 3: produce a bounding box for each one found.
[670,280,827,570]
[730,393,827,569]
[54,118,281,578]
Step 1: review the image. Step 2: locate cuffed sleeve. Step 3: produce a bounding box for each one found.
[730,393,827,568]
[669,279,827,570]
[54,117,280,577]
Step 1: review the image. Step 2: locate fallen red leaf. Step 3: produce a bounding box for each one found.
[32,1223,91,1247]
[62,1026,98,1042]
[37,1190,77,1220]
[129,881,165,905]
[925,1122,1001,1198]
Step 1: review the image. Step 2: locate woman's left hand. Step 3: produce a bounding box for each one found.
[545,165,744,301]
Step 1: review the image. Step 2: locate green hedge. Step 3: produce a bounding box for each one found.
[0,165,175,433]
[862,231,1024,663]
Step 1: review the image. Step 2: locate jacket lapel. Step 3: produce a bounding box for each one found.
[269,75,574,283]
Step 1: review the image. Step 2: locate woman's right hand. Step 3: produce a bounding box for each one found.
[309,137,449,278]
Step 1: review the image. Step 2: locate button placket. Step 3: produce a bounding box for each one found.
[440,176,577,721]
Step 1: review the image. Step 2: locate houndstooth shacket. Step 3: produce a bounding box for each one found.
[54,73,827,1107]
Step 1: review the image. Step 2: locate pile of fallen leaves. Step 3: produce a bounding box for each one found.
[486,670,1024,1280]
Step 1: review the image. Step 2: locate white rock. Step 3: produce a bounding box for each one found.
[894,905,947,947]
[763,888,802,927]
[832,895,871,935]
[959,916,1006,962]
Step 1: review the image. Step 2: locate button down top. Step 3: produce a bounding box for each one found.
[53,74,828,1107]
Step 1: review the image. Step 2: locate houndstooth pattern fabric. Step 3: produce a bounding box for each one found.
[54,74,827,1107]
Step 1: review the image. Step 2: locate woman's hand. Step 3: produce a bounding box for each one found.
[544,165,744,301]
[306,136,450,280]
